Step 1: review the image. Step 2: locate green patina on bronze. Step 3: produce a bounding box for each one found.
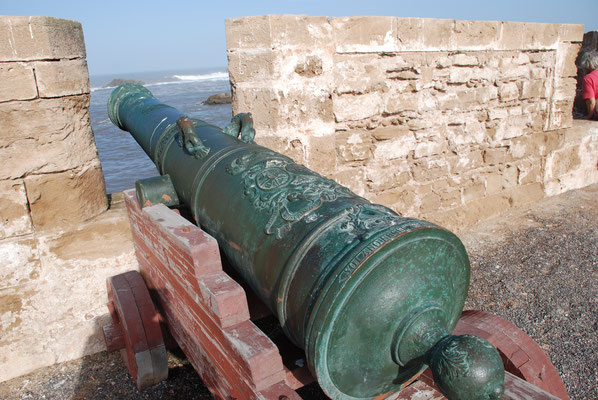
[135,175,180,208]
[108,84,505,400]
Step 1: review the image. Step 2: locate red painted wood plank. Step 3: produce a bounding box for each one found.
[126,190,251,328]
[124,189,289,399]
[102,323,125,352]
[259,381,303,400]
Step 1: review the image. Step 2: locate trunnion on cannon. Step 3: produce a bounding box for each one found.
[108,84,504,400]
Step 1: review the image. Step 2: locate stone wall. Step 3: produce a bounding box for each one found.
[226,16,598,229]
[0,16,136,381]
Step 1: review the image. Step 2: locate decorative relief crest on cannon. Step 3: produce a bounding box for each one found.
[228,150,353,239]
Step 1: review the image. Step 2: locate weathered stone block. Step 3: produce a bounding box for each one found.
[370,126,411,141]
[0,236,40,289]
[411,157,449,181]
[498,82,519,102]
[563,120,598,144]
[368,188,414,213]
[552,77,577,101]
[331,16,397,53]
[448,150,484,173]
[294,54,325,78]
[330,168,366,196]
[227,50,276,85]
[419,191,442,214]
[484,173,503,195]
[513,53,530,65]
[448,67,475,84]
[333,92,382,122]
[385,91,418,113]
[436,92,460,111]
[545,145,581,179]
[0,95,100,179]
[507,183,545,207]
[372,131,416,160]
[334,54,385,94]
[0,62,37,102]
[34,59,90,98]
[461,193,511,224]
[306,135,336,174]
[439,188,461,209]
[488,108,508,120]
[422,18,454,50]
[335,129,372,162]
[225,16,271,50]
[462,181,486,203]
[517,159,542,185]
[558,24,584,42]
[395,18,424,50]
[233,87,280,132]
[0,16,86,62]
[453,20,500,49]
[24,163,108,231]
[500,22,529,50]
[527,23,560,48]
[452,54,479,66]
[502,164,518,188]
[255,136,305,164]
[545,100,574,131]
[269,15,333,48]
[484,147,512,165]
[520,79,545,99]
[528,51,554,65]
[365,161,409,192]
[0,180,33,238]
[498,59,531,81]
[414,140,446,159]
[556,42,581,77]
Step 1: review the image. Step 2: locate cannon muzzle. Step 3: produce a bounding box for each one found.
[108,84,504,400]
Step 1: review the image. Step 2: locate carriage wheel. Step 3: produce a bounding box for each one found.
[103,270,168,389]
[454,310,568,400]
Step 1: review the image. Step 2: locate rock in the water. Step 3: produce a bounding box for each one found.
[203,92,232,105]
[104,79,145,88]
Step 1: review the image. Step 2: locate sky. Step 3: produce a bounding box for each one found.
[3,0,597,76]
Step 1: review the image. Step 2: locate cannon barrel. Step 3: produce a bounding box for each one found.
[108,84,504,400]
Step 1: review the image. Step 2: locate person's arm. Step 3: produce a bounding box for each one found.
[586,97,596,119]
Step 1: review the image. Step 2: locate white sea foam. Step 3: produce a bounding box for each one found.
[172,72,229,81]
[92,71,229,92]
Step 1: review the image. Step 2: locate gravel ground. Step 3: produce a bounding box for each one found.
[460,184,598,400]
[1,184,596,400]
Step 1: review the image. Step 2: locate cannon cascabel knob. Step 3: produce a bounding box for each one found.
[427,334,505,400]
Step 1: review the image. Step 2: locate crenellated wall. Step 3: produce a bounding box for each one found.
[226,16,598,229]
[0,16,136,381]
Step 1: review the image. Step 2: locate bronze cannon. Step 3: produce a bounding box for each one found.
[107,83,504,400]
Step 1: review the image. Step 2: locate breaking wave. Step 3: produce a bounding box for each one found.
[92,71,229,92]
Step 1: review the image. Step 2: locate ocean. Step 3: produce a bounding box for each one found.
[89,68,232,194]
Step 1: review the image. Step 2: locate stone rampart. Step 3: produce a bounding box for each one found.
[0,16,136,381]
[226,16,597,229]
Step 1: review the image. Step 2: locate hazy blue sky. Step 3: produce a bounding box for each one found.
[4,1,597,76]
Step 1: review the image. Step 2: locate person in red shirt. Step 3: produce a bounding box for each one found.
[580,50,598,120]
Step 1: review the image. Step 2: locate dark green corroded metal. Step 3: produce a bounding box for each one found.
[108,84,504,400]
[135,175,180,208]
